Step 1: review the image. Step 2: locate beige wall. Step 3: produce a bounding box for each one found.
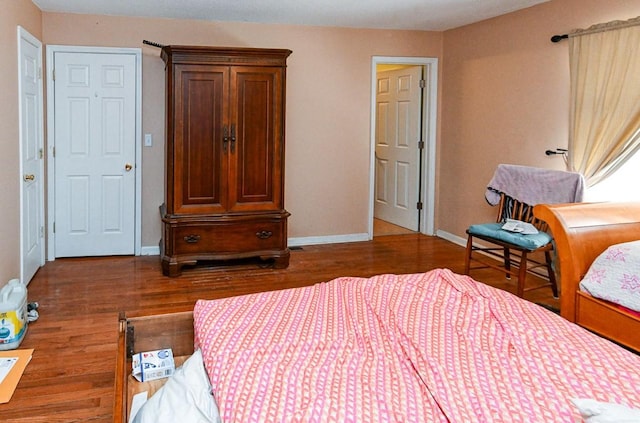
[0,0,42,286]
[42,13,443,247]
[439,0,640,241]
[2,0,639,286]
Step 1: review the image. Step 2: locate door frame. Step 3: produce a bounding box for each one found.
[18,26,45,284]
[369,56,438,237]
[46,45,143,260]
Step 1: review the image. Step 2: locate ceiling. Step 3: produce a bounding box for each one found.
[32,0,549,31]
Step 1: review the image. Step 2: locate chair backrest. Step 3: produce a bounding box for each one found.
[496,193,549,232]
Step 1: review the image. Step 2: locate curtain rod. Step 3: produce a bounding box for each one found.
[143,40,165,48]
[551,16,640,43]
[550,34,568,43]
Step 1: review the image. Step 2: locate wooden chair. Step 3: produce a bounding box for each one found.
[464,193,558,298]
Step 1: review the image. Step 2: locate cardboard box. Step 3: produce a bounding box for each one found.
[132,349,175,382]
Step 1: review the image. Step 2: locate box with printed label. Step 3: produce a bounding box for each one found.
[131,348,175,382]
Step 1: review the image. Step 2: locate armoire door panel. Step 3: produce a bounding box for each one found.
[229,67,283,211]
[173,65,228,214]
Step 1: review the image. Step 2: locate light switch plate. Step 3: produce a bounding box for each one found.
[144,133,153,147]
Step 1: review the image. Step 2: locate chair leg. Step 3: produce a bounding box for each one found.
[545,250,559,298]
[517,251,528,298]
[464,235,473,275]
[503,247,511,279]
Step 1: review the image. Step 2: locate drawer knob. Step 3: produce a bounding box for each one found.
[183,234,201,243]
[256,230,273,239]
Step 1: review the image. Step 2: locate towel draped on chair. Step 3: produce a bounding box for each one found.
[485,164,585,206]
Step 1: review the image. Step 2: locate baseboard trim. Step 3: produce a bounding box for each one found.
[288,233,370,247]
[140,245,160,256]
[436,230,466,247]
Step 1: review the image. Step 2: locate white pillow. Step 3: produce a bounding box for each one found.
[579,240,640,312]
[571,398,640,423]
[131,349,221,423]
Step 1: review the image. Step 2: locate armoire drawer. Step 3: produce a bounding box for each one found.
[172,221,285,255]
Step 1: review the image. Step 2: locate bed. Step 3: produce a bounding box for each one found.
[115,268,640,422]
[533,202,640,352]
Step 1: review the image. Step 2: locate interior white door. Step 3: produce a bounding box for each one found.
[53,52,136,257]
[18,27,45,284]
[374,66,422,230]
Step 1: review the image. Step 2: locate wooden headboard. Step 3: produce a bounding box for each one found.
[533,202,640,322]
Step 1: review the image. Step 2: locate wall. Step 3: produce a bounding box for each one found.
[9,0,639,282]
[42,13,443,249]
[0,0,42,287]
[439,0,640,242]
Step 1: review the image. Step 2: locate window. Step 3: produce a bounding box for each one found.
[584,151,640,202]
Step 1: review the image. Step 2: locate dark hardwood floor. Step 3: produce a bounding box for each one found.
[0,234,558,422]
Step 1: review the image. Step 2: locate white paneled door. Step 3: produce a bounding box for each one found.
[374,66,422,230]
[18,27,45,284]
[53,51,137,257]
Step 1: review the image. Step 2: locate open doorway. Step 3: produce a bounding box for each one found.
[369,57,438,238]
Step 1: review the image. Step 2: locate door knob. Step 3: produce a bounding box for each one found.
[23,174,35,182]
[125,163,133,172]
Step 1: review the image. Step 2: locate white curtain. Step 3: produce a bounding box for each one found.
[568,16,640,187]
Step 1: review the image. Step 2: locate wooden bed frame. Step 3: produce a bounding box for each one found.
[533,202,640,352]
[114,311,195,423]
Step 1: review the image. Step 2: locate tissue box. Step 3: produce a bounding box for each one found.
[132,349,175,382]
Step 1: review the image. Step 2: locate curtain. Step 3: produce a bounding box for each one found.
[568,16,640,187]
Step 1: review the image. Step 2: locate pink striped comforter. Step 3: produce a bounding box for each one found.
[193,269,640,422]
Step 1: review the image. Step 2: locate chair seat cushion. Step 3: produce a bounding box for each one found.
[467,223,552,250]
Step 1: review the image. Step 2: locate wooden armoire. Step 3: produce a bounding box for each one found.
[159,46,292,276]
